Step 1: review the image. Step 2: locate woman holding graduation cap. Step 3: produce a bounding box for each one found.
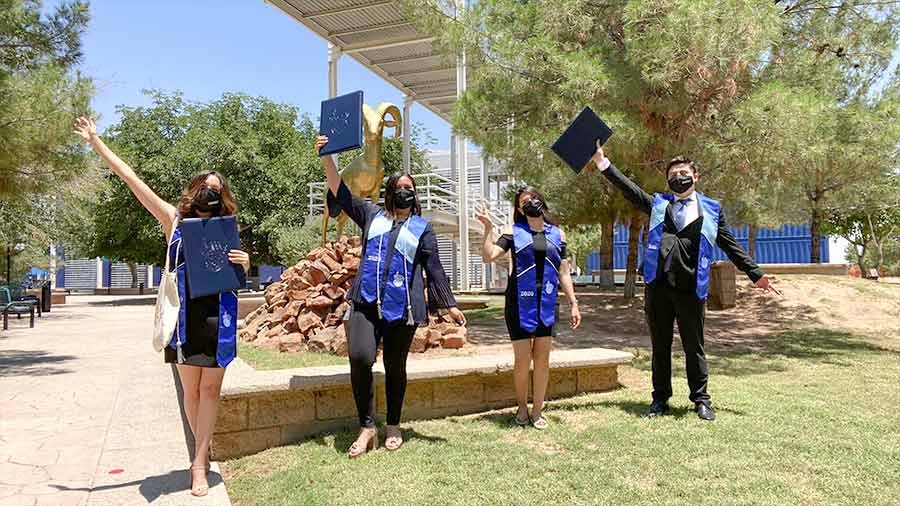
[476,188,581,429]
[315,135,466,458]
[74,117,251,497]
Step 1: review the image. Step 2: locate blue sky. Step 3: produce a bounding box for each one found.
[68,0,452,149]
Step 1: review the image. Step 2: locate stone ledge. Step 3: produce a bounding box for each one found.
[220,348,633,398]
[213,347,632,460]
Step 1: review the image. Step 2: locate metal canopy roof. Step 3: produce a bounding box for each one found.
[266,0,458,121]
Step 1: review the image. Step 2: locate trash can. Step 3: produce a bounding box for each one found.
[708,261,736,310]
[41,281,52,313]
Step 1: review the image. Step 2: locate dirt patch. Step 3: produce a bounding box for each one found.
[406,274,900,360]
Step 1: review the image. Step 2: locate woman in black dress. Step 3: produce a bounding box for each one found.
[477,187,581,429]
[75,117,250,497]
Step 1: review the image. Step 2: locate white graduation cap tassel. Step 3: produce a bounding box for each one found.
[377,301,383,320]
[404,254,414,326]
[176,342,185,364]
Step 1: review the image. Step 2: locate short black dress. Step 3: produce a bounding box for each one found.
[163,220,224,368]
[496,231,568,341]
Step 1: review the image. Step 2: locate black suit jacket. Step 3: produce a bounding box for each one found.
[602,164,764,291]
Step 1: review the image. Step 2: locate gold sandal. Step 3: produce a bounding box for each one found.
[190,465,209,497]
[348,429,378,459]
[385,425,403,451]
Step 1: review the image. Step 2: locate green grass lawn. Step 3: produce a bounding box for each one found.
[238,342,346,370]
[224,327,900,506]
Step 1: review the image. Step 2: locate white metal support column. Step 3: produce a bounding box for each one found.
[327,43,341,98]
[48,243,56,289]
[456,0,470,291]
[95,257,103,289]
[403,95,413,173]
[481,154,490,289]
[146,265,154,289]
[327,43,342,169]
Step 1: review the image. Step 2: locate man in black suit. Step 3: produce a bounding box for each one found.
[589,144,780,421]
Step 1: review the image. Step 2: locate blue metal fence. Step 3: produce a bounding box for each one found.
[586,224,829,272]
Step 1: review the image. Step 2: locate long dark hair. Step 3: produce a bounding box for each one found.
[383,173,422,216]
[176,170,238,218]
[512,185,555,225]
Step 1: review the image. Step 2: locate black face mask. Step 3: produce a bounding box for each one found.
[393,188,416,210]
[193,187,222,214]
[668,175,694,194]
[522,199,544,218]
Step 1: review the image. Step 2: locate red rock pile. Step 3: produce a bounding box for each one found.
[238,235,467,356]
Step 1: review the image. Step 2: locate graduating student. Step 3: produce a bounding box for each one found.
[315,136,466,458]
[74,117,251,496]
[476,187,581,429]
[588,143,780,421]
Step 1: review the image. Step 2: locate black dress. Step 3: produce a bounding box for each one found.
[163,223,223,368]
[496,230,568,341]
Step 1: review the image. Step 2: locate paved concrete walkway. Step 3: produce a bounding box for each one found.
[0,296,231,505]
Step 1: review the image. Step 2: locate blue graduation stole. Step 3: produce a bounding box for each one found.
[167,225,238,367]
[359,212,428,324]
[643,192,720,300]
[513,221,562,332]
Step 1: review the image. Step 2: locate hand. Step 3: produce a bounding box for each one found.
[447,307,467,326]
[754,275,782,296]
[586,140,608,174]
[315,135,329,156]
[228,249,250,273]
[475,200,493,234]
[570,302,582,330]
[73,116,97,143]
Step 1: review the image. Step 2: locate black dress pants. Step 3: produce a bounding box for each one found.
[644,282,710,406]
[345,303,417,428]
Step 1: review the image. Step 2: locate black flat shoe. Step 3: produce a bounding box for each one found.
[696,403,716,421]
[646,400,669,418]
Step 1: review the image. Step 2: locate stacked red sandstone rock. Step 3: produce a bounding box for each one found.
[239,235,467,356]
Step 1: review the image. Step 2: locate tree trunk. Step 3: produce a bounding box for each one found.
[623,214,644,300]
[810,205,823,264]
[747,224,758,261]
[598,218,615,288]
[128,261,139,289]
[856,243,867,275]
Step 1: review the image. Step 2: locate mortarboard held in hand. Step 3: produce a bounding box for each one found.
[318,90,364,157]
[551,106,614,174]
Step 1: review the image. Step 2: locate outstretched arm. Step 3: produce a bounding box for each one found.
[74,117,177,236]
[716,210,781,295]
[588,143,653,215]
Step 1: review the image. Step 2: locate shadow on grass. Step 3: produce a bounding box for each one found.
[308,426,448,456]
[627,328,896,378]
[551,398,747,420]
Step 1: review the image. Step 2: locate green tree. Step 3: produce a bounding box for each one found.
[0,0,93,200]
[70,91,435,285]
[404,0,899,289]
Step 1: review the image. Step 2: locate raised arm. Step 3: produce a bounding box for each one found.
[74,117,177,235]
[588,143,653,215]
[315,135,378,230]
[315,135,342,196]
[475,201,507,263]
